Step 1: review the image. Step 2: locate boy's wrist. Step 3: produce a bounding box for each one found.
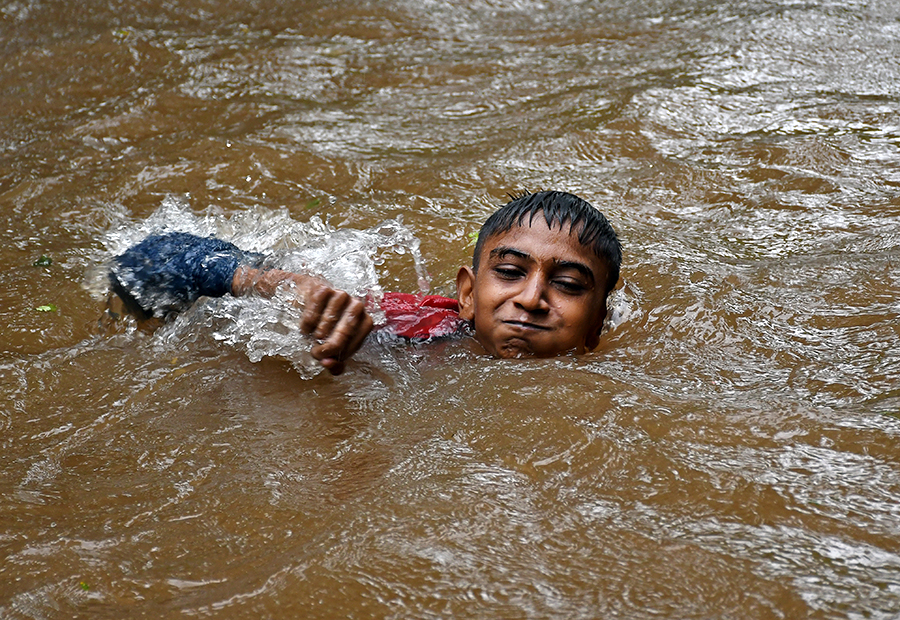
[231,266,320,300]
[231,265,256,297]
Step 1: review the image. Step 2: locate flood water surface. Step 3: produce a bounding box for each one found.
[2,1,900,618]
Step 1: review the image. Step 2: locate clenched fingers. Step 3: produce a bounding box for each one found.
[298,285,337,335]
[310,297,373,368]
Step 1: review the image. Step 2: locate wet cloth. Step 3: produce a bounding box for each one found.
[378,292,462,340]
[109,232,262,317]
[109,232,463,340]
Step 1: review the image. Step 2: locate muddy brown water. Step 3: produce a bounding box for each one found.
[2,1,899,618]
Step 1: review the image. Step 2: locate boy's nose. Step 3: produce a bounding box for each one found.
[513,276,550,313]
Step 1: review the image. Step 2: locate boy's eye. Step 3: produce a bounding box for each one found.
[493,266,524,279]
[554,278,587,294]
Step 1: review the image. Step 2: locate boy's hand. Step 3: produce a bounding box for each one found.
[298,278,373,375]
[232,267,374,375]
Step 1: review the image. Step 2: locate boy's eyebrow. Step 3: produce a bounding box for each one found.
[489,246,530,262]
[489,246,596,284]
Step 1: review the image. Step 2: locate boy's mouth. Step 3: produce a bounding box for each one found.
[503,320,551,331]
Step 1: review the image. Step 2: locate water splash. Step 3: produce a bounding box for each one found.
[98,196,433,376]
[605,280,641,331]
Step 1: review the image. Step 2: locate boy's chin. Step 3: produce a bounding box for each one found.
[486,337,581,359]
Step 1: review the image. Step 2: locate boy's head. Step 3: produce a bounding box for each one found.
[456,191,622,359]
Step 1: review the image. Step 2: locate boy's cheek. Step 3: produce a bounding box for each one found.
[473,331,497,357]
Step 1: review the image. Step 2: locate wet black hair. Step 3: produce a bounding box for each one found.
[473,190,622,294]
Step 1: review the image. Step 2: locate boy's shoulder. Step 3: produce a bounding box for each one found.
[379,292,464,340]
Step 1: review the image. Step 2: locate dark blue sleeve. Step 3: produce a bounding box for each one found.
[109,232,263,317]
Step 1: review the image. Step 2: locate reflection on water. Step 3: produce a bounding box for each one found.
[1,0,899,618]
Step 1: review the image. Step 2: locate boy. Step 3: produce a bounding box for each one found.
[109,191,621,375]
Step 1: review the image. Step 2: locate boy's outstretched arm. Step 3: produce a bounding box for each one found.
[231,267,373,375]
[109,232,373,375]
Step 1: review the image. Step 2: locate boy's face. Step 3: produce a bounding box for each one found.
[456,220,610,358]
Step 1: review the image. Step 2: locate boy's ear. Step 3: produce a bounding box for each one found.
[455,266,476,321]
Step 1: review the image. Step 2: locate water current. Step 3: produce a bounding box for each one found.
[1,1,899,618]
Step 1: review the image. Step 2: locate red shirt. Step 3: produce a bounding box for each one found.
[379,292,464,340]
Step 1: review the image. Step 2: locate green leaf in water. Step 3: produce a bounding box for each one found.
[35,304,58,313]
[305,197,322,210]
[79,581,89,591]
[33,255,52,267]
[466,231,479,247]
